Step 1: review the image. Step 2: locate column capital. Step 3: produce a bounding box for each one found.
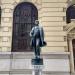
[67,37,73,41]
[67,33,75,40]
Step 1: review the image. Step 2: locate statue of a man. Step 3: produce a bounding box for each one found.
[30,20,46,58]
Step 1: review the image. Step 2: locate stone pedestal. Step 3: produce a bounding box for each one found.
[31,58,43,75]
[32,65,43,75]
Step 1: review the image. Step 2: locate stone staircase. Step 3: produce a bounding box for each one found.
[0,52,70,75]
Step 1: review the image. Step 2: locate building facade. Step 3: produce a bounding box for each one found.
[0,0,75,75]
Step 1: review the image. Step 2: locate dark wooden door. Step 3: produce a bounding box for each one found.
[12,2,38,52]
[72,39,75,68]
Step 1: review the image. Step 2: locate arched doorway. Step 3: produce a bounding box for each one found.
[72,39,75,69]
[12,2,38,52]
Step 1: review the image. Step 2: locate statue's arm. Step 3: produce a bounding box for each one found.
[40,26,44,41]
[30,27,35,37]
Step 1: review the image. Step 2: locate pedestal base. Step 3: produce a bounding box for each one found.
[32,58,43,65]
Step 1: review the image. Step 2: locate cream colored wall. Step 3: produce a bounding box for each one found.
[0,0,68,52]
[72,0,75,3]
[0,0,13,52]
[41,0,68,52]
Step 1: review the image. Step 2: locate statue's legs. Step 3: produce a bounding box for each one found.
[34,42,41,58]
[33,37,41,58]
[34,47,40,58]
[31,35,42,59]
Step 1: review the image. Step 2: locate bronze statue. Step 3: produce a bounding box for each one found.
[30,20,46,59]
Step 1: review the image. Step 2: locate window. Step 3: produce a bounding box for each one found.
[66,4,75,23]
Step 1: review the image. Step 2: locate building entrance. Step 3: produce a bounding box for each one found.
[12,2,38,52]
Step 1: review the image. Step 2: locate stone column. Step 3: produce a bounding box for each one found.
[68,38,75,73]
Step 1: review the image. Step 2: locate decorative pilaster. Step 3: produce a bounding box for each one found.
[68,38,75,73]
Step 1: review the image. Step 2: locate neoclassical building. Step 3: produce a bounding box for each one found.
[0,0,75,75]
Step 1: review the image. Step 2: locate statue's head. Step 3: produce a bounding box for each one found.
[35,20,39,25]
